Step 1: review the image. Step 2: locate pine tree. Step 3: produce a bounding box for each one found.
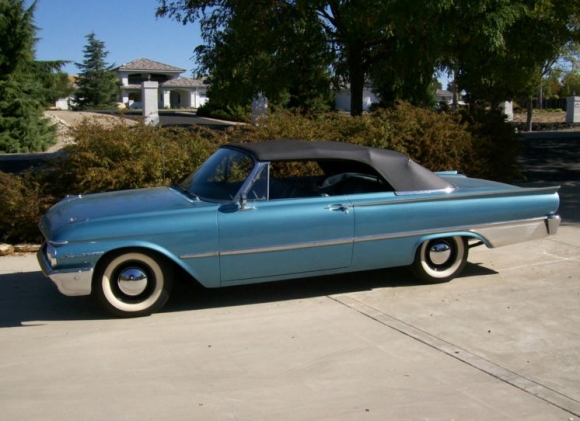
[0,0,57,153]
[73,33,119,110]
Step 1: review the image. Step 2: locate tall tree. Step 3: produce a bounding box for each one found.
[73,33,118,110]
[157,0,456,115]
[442,0,580,107]
[157,0,579,116]
[35,60,75,107]
[0,0,58,152]
[365,0,453,107]
[194,3,333,113]
[561,71,580,97]
[549,32,580,98]
[157,0,410,116]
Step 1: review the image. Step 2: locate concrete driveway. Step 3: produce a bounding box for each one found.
[0,223,578,420]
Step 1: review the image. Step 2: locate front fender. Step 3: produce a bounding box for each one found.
[91,240,222,289]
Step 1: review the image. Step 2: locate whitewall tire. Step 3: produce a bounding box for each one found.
[411,236,468,283]
[93,250,173,317]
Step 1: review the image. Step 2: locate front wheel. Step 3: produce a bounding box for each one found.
[93,250,173,317]
[411,236,468,283]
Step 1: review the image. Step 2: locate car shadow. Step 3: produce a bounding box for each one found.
[0,271,103,328]
[0,263,497,327]
[164,262,498,314]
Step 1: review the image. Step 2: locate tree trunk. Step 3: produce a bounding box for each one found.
[347,47,364,117]
[526,97,533,132]
[452,66,459,110]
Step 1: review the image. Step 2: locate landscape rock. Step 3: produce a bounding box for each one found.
[0,243,15,256]
[14,244,41,253]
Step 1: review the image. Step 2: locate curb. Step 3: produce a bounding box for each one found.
[0,243,41,256]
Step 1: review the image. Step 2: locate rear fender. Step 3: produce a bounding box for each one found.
[413,232,490,252]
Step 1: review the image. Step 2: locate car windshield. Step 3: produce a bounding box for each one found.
[177,147,256,202]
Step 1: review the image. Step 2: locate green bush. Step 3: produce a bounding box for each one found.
[196,102,251,122]
[45,119,220,197]
[226,102,475,174]
[0,171,52,243]
[0,105,520,244]
[460,108,521,182]
[368,103,474,173]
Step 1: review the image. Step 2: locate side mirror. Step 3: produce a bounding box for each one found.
[240,194,248,210]
[238,194,256,212]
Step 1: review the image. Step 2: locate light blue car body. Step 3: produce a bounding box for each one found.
[37,140,560,302]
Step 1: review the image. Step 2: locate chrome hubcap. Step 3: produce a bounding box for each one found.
[118,267,148,296]
[429,242,452,265]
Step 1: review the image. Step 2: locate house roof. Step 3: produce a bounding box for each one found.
[227,140,453,192]
[161,77,208,88]
[117,58,185,73]
[436,89,453,99]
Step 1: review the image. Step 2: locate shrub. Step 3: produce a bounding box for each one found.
[460,108,521,182]
[45,119,220,198]
[226,102,474,174]
[196,102,251,122]
[0,170,51,243]
[368,103,473,173]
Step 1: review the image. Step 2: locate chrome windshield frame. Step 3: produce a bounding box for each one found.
[237,161,270,202]
[178,148,263,204]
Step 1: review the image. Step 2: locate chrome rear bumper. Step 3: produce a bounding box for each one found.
[471,215,560,248]
[547,214,561,235]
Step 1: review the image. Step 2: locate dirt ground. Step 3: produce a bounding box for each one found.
[47,109,569,126]
[44,110,137,153]
[512,110,567,123]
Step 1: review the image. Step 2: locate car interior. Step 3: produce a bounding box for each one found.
[249,159,395,200]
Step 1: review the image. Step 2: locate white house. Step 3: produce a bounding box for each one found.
[53,58,209,110]
[335,84,380,112]
[436,89,453,104]
[116,58,208,109]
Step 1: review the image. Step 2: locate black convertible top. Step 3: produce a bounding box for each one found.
[227,140,454,192]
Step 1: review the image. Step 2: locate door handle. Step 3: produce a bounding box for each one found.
[325,204,350,214]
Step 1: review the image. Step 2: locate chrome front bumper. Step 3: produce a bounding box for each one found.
[37,247,93,296]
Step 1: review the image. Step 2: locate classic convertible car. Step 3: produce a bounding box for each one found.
[38,140,561,317]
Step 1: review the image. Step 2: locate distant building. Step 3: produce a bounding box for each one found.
[117,58,208,109]
[436,89,453,104]
[53,75,77,110]
[53,58,209,110]
[335,83,380,112]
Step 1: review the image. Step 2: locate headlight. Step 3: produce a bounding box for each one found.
[46,243,58,268]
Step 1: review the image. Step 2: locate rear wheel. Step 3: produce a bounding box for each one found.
[93,250,173,317]
[411,236,468,283]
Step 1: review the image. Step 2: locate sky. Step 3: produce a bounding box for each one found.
[32,0,204,76]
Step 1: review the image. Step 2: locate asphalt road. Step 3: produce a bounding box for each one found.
[155,111,237,130]
[518,131,580,224]
[519,131,580,183]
